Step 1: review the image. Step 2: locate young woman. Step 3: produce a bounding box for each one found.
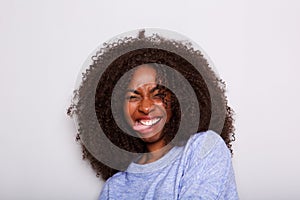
[68,29,238,199]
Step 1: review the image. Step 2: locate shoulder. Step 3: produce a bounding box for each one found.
[178,130,238,199]
[180,130,231,170]
[104,171,126,187]
[98,172,125,199]
[185,130,228,159]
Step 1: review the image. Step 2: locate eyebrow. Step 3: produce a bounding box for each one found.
[126,85,160,94]
[126,89,140,95]
[149,85,160,93]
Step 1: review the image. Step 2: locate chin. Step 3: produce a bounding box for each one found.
[139,131,165,144]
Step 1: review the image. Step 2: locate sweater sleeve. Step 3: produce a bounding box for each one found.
[178,131,239,200]
[98,179,110,200]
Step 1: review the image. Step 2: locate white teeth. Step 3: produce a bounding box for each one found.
[139,118,160,126]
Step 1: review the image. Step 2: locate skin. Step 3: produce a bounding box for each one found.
[123,64,173,163]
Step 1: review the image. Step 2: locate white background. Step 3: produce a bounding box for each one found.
[1,0,300,199]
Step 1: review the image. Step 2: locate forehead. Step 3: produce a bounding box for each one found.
[128,65,157,89]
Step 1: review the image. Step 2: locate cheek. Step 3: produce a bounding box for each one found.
[156,103,171,119]
[123,102,129,121]
[123,102,136,121]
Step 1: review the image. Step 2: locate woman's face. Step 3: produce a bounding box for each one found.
[123,64,172,145]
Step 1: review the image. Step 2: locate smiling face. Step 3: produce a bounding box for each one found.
[123,64,172,150]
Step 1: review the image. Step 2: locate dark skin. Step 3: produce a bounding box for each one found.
[124,65,173,163]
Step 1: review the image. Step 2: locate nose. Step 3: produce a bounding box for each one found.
[138,98,154,114]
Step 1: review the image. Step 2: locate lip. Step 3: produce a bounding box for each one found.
[139,117,161,126]
[132,116,163,135]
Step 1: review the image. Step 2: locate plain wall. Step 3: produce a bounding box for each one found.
[1,0,300,199]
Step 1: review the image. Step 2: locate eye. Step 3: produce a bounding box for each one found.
[126,95,140,102]
[153,93,165,99]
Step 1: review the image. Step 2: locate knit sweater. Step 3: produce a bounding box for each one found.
[98,130,239,200]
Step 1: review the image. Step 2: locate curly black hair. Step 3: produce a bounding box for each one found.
[67,30,235,181]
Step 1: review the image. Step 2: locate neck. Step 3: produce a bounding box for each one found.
[138,143,173,164]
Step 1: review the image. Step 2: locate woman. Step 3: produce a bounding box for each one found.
[68,29,238,199]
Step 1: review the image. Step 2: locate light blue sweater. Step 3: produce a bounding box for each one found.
[98,130,239,199]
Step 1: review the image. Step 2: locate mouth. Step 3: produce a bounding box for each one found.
[139,117,161,126]
[132,117,162,133]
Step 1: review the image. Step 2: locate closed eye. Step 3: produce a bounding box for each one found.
[126,95,140,102]
[153,93,166,99]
